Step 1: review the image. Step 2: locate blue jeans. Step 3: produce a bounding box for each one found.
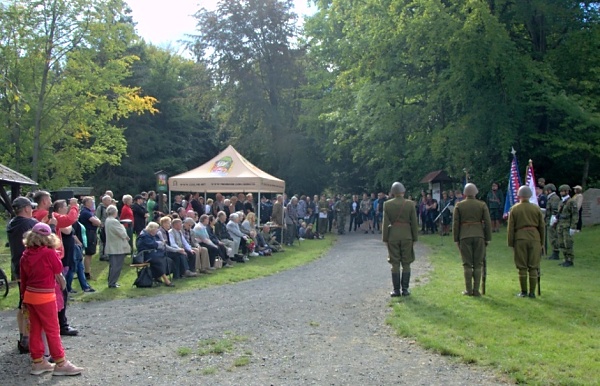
[66,245,92,291]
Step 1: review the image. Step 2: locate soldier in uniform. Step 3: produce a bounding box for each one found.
[557,185,577,267]
[382,182,418,297]
[544,184,561,260]
[334,195,349,234]
[317,195,329,234]
[507,186,545,298]
[452,183,492,296]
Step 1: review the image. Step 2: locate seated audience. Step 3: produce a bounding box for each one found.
[136,222,174,287]
[182,218,212,273]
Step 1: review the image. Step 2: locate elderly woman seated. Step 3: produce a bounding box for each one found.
[136,222,174,287]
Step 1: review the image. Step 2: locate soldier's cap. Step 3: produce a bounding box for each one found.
[390,182,406,195]
[573,185,583,191]
[12,196,37,210]
[517,186,533,199]
[558,184,570,192]
[544,183,556,192]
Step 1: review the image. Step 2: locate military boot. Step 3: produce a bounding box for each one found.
[390,272,401,297]
[462,269,473,296]
[472,269,482,297]
[528,276,537,298]
[400,272,411,296]
[517,276,528,297]
[548,250,560,260]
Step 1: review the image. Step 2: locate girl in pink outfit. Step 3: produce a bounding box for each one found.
[20,223,84,376]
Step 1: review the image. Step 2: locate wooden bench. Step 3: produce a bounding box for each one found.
[130,262,150,273]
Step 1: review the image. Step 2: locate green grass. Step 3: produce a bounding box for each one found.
[0,229,335,310]
[177,346,192,357]
[233,355,250,367]
[387,225,600,385]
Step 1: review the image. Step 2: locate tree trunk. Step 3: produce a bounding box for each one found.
[581,153,590,189]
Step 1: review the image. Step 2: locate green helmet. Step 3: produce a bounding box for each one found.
[545,183,556,192]
[518,186,533,199]
[558,184,570,192]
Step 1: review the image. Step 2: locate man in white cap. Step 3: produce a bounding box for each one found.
[507,186,545,298]
[382,182,418,297]
[452,183,492,296]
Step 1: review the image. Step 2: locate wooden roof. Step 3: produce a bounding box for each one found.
[420,170,454,183]
[0,163,37,186]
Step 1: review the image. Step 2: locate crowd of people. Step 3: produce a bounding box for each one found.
[5,179,586,376]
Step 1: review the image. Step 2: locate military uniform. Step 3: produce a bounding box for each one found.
[557,194,577,266]
[382,196,418,295]
[334,198,349,234]
[452,197,492,296]
[545,192,561,258]
[507,201,545,296]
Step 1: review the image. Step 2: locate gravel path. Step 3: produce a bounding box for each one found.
[0,233,508,385]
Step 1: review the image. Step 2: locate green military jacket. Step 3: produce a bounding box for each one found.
[507,201,545,247]
[334,199,350,216]
[452,197,492,242]
[382,197,419,242]
[545,192,561,223]
[557,196,577,229]
[318,199,328,215]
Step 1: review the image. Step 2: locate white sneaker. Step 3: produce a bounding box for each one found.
[243,256,250,262]
[249,252,259,257]
[299,238,305,241]
[31,360,55,375]
[53,360,83,376]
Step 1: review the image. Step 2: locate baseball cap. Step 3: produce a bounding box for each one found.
[32,223,52,236]
[573,185,583,190]
[12,196,36,210]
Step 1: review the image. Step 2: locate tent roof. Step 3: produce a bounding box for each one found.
[168,145,285,193]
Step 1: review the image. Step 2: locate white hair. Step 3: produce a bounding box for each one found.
[106,205,118,217]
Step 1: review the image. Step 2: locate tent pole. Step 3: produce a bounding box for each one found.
[257,191,261,228]
[168,190,172,215]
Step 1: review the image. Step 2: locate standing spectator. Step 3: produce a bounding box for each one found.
[376,192,386,233]
[438,191,452,236]
[7,197,39,354]
[297,195,307,223]
[348,195,359,232]
[507,186,545,298]
[79,197,101,281]
[360,193,373,233]
[120,195,134,252]
[572,185,584,231]
[105,205,131,288]
[271,194,284,243]
[32,192,80,336]
[453,183,492,297]
[425,193,438,234]
[20,223,84,376]
[146,191,157,222]
[536,186,547,209]
[334,195,350,234]
[95,195,112,261]
[171,194,184,213]
[131,195,148,237]
[382,182,418,297]
[317,195,328,234]
[418,191,427,233]
[486,182,504,233]
[235,193,245,212]
[244,193,255,214]
[285,197,300,246]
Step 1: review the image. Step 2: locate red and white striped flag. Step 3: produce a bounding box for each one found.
[525,160,538,206]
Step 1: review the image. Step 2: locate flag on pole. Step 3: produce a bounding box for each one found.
[525,159,539,206]
[503,148,521,218]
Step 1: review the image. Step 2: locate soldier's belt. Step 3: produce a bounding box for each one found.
[461,221,482,225]
[517,226,538,231]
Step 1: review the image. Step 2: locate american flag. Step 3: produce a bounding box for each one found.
[503,149,521,218]
[525,160,539,206]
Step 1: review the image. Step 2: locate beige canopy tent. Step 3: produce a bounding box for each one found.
[168,145,285,193]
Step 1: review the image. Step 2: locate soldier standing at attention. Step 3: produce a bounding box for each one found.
[453,183,492,296]
[557,185,577,267]
[544,184,561,260]
[507,186,545,298]
[382,182,418,297]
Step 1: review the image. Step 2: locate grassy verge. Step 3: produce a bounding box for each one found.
[0,230,335,310]
[387,226,600,385]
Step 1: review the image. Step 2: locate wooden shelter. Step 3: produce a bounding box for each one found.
[0,164,37,217]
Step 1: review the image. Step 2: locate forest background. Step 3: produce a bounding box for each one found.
[1,0,599,198]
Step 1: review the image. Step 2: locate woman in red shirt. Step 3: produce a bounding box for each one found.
[20,223,84,376]
[120,194,135,252]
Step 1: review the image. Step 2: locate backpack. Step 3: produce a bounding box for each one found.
[133,266,154,288]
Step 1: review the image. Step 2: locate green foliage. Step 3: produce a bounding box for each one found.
[388,226,600,384]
